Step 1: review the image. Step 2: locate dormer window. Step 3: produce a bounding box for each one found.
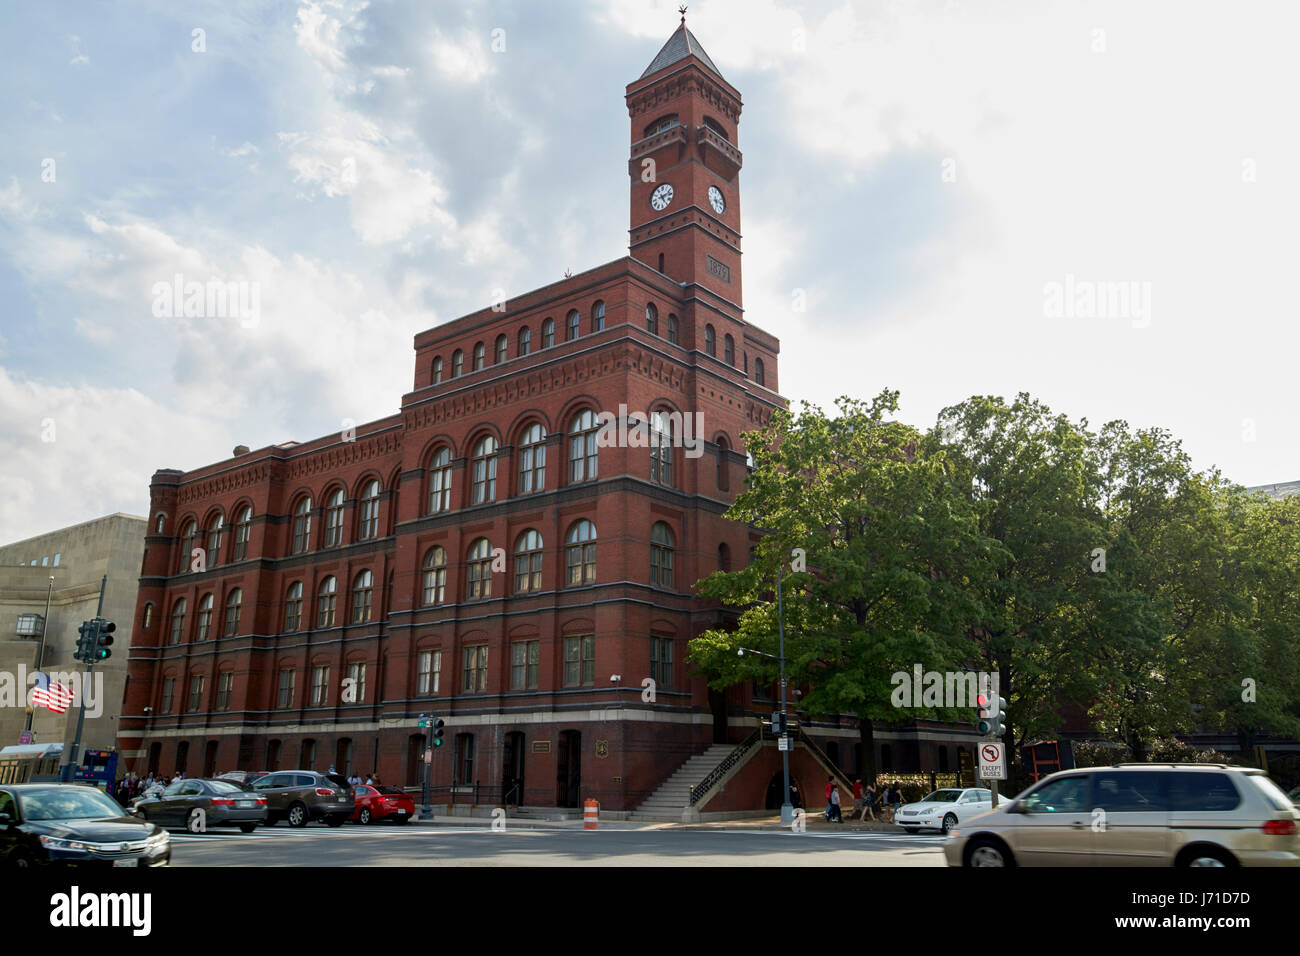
[644,114,679,138]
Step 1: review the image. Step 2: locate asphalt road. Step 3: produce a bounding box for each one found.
[164,821,949,866]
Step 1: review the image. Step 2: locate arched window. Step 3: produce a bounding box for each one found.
[224,588,242,637]
[724,333,735,366]
[155,514,166,534]
[716,436,730,491]
[232,506,252,561]
[358,480,381,539]
[169,599,187,645]
[428,448,452,514]
[471,435,498,504]
[197,593,214,641]
[324,488,345,547]
[650,523,675,589]
[667,314,678,344]
[514,530,544,593]
[142,603,154,630]
[292,497,312,554]
[542,318,555,348]
[422,547,447,606]
[718,543,732,571]
[644,114,678,137]
[592,301,605,332]
[565,520,597,586]
[645,303,659,336]
[452,349,464,377]
[179,520,197,572]
[206,514,224,568]
[650,410,674,487]
[518,327,531,356]
[495,334,508,365]
[705,324,716,356]
[466,538,493,599]
[754,357,766,386]
[568,410,600,483]
[566,310,580,341]
[432,355,443,383]
[352,570,374,624]
[285,582,303,632]
[473,341,486,370]
[703,115,729,141]
[317,576,337,628]
[518,423,546,494]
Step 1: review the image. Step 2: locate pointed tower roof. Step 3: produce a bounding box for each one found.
[639,20,724,81]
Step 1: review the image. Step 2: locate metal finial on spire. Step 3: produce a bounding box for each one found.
[679,4,687,24]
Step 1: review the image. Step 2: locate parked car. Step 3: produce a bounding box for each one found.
[0,783,170,867]
[216,770,269,787]
[251,771,354,827]
[895,787,992,834]
[132,778,268,833]
[350,784,415,824]
[944,764,1300,867]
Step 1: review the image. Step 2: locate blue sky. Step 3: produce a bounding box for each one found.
[2,0,1298,544]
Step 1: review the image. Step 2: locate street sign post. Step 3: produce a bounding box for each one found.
[978,742,1006,780]
[778,735,790,752]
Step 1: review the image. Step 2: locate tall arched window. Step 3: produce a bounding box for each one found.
[667,314,678,344]
[705,324,716,356]
[317,576,337,628]
[224,588,242,637]
[324,488,345,547]
[565,520,597,586]
[716,435,730,491]
[724,333,735,366]
[428,448,452,514]
[179,520,197,572]
[232,506,252,561]
[358,480,381,539]
[542,318,555,348]
[452,349,464,377]
[169,599,187,645]
[352,570,374,624]
[432,356,443,383]
[518,327,531,356]
[592,301,605,332]
[422,547,447,606]
[495,334,508,364]
[292,497,312,554]
[466,538,493,599]
[650,410,674,487]
[569,410,600,483]
[285,582,303,632]
[197,593,214,641]
[566,310,580,341]
[206,514,224,567]
[645,303,659,336]
[514,530,544,593]
[142,603,154,630]
[650,523,675,589]
[473,341,486,370]
[517,422,546,494]
[754,357,766,386]
[718,543,732,571]
[155,514,166,534]
[471,435,497,504]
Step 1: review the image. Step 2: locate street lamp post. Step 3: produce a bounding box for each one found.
[739,563,794,825]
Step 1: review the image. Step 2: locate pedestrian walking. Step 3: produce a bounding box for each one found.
[829,785,843,823]
[859,781,877,822]
[823,776,835,821]
[789,781,802,809]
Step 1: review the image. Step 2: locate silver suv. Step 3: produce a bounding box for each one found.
[944,763,1299,867]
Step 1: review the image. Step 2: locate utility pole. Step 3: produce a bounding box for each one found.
[24,575,55,735]
[61,575,106,782]
[777,563,793,825]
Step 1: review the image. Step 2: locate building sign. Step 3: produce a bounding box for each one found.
[595,739,610,759]
[706,255,731,284]
[532,741,551,755]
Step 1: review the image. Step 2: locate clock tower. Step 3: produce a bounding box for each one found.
[626,14,743,307]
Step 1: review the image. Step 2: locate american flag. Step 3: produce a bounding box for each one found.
[31,672,74,713]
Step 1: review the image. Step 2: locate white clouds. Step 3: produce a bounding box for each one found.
[429,27,493,84]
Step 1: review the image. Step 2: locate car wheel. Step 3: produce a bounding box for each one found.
[1179,846,1236,868]
[10,850,34,868]
[359,807,372,825]
[186,809,205,834]
[238,823,258,833]
[966,837,1013,867]
[325,815,345,828]
[942,813,958,835]
[287,803,308,828]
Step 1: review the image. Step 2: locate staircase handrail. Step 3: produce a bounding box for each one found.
[687,729,762,807]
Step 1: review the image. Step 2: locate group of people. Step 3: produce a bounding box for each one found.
[346,772,380,787]
[822,777,906,824]
[112,771,181,803]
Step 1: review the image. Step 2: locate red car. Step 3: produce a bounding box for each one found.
[350,785,415,824]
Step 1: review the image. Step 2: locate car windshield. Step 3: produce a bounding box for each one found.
[920,790,963,803]
[207,780,248,794]
[20,787,125,821]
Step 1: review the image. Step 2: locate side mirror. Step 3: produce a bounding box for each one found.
[1005,800,1027,815]
[0,812,12,826]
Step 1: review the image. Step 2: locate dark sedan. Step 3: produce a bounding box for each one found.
[133,778,268,833]
[0,783,170,868]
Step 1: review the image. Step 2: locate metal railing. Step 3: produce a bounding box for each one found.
[687,729,761,807]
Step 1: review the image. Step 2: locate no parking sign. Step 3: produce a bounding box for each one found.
[978,742,1005,780]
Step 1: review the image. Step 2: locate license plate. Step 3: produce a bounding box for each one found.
[113,859,139,868]
[338,796,347,802]
[397,809,406,815]
[238,801,253,807]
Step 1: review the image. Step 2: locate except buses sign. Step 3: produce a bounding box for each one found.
[978,742,1006,780]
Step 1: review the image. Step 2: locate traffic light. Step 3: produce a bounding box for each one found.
[432,717,445,748]
[92,619,115,661]
[74,621,95,663]
[977,693,1007,737]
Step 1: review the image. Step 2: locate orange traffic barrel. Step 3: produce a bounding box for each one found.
[583,798,599,830]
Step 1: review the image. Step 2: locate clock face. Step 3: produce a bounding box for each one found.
[708,186,725,214]
[650,183,674,211]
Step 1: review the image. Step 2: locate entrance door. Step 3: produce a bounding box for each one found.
[202,740,218,778]
[503,732,525,805]
[556,731,581,808]
[708,688,727,744]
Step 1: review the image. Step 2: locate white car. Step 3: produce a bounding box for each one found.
[895,787,993,834]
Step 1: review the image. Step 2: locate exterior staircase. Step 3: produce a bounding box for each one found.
[630,744,736,821]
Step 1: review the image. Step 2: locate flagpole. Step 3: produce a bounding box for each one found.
[24,575,55,734]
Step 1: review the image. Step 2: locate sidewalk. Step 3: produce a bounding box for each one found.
[404,811,910,833]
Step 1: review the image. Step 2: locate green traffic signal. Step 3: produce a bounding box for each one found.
[432,717,445,747]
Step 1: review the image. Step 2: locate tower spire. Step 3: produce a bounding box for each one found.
[679,4,687,25]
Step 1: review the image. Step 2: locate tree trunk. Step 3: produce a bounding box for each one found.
[858,714,877,784]
[1236,725,1258,767]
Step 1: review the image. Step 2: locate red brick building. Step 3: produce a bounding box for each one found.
[118,22,794,811]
